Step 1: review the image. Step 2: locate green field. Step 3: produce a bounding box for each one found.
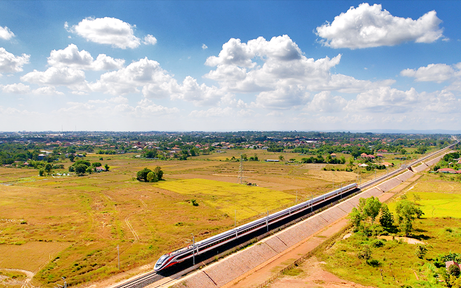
[318,170,461,288]
[388,173,461,218]
[321,217,461,288]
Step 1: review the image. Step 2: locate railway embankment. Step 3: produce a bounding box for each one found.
[167,153,445,288]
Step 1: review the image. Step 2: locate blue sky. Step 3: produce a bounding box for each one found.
[0,0,460,132]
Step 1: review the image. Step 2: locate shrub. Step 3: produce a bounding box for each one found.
[357,245,372,260]
[367,259,380,267]
[371,239,385,248]
[415,244,428,259]
[449,264,460,277]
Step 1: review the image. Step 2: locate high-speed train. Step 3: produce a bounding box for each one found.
[154,183,358,272]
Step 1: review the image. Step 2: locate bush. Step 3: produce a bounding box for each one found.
[357,245,372,260]
[415,244,428,259]
[371,239,385,248]
[367,259,380,267]
[449,264,460,277]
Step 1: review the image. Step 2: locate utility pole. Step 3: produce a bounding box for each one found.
[235,210,238,237]
[266,209,269,232]
[192,234,195,266]
[117,245,120,270]
[238,154,244,184]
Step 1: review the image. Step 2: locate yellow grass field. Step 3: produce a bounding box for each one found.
[0,242,70,272]
[0,150,394,287]
[153,179,296,220]
[388,173,461,218]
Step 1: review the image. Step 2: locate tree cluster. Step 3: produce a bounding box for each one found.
[68,160,109,176]
[349,196,423,236]
[136,166,163,182]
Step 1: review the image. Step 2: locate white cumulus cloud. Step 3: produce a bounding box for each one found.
[401,63,458,83]
[306,91,347,112]
[316,3,444,49]
[204,35,392,109]
[2,83,30,94]
[21,67,86,86]
[346,87,420,113]
[255,84,310,110]
[70,17,141,49]
[143,34,157,45]
[33,86,65,95]
[91,57,176,96]
[0,48,30,74]
[0,26,15,40]
[48,44,125,71]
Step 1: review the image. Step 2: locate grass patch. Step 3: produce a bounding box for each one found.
[321,218,461,287]
[0,242,70,272]
[282,266,303,277]
[153,178,295,220]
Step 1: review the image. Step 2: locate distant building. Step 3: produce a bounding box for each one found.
[95,167,105,172]
[438,168,456,174]
[265,159,279,162]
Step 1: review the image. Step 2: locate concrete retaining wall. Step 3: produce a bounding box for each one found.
[398,170,414,182]
[377,177,404,192]
[426,155,444,167]
[413,163,429,173]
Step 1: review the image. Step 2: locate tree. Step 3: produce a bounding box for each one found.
[75,164,88,176]
[349,207,363,232]
[379,204,394,230]
[143,149,157,159]
[44,163,52,175]
[395,200,424,236]
[137,168,152,182]
[154,166,163,181]
[363,196,381,224]
[104,164,110,171]
[146,171,157,182]
[279,155,284,161]
[69,154,75,162]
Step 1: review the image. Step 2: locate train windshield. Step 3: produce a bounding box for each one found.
[155,254,169,269]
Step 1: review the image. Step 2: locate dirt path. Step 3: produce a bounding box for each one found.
[125,215,140,241]
[269,256,374,288]
[0,268,35,287]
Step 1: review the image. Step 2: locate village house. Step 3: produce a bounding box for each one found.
[438,168,456,174]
